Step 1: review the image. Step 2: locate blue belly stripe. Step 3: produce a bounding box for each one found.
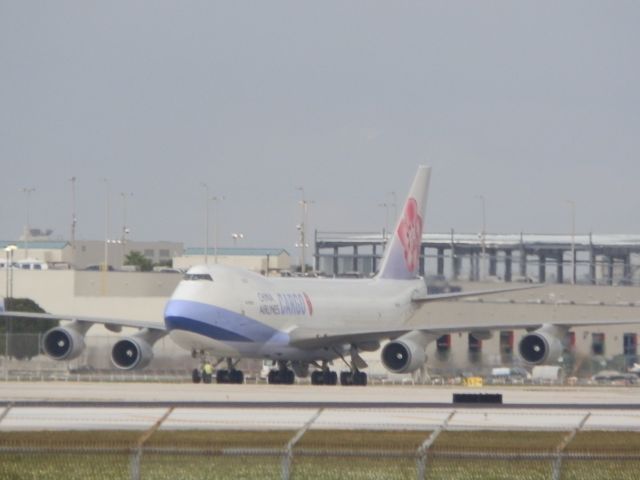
[163,299,278,343]
[164,315,253,342]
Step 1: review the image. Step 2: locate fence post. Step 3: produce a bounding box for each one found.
[552,412,591,480]
[281,408,323,480]
[0,402,13,426]
[416,410,456,480]
[130,407,174,480]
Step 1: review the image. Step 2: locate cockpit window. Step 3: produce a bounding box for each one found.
[183,273,213,281]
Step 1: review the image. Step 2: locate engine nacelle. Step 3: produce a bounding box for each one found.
[518,325,565,365]
[111,337,154,370]
[42,326,86,361]
[381,338,427,374]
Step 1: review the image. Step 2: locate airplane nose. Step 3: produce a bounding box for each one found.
[164,299,185,329]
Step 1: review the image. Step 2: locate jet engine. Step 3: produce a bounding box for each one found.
[111,336,154,370]
[42,325,87,361]
[381,337,427,374]
[518,325,566,365]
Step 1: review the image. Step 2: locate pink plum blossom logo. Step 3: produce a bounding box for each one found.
[303,292,313,316]
[396,198,423,273]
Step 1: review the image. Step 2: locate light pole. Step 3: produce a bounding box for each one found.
[22,187,35,258]
[212,195,225,264]
[3,245,16,380]
[297,187,313,274]
[475,195,486,281]
[231,233,244,247]
[200,183,210,264]
[69,177,77,268]
[567,200,576,285]
[378,202,389,240]
[121,192,133,263]
[4,248,8,299]
[101,179,110,296]
[5,245,16,298]
[103,179,111,272]
[380,191,397,241]
[389,191,397,226]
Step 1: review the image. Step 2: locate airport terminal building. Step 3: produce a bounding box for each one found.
[315,231,640,285]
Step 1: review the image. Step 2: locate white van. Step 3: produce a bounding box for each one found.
[15,259,48,270]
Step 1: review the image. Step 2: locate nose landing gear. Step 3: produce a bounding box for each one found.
[191,355,245,384]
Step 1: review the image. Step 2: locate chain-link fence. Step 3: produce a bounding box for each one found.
[2,405,640,480]
[2,436,639,479]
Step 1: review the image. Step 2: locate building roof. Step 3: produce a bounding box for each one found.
[0,241,69,250]
[185,247,289,257]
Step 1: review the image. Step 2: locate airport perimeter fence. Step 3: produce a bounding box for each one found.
[2,406,640,479]
[2,437,640,479]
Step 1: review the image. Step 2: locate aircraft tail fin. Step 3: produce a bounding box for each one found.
[377,166,431,280]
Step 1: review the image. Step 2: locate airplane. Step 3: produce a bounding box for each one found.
[2,166,638,386]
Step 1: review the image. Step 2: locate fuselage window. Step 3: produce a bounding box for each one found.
[183,273,213,281]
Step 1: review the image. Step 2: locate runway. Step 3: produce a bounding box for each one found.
[1,382,640,431]
[2,381,640,406]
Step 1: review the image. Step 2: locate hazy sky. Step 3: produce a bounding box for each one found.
[1,1,639,251]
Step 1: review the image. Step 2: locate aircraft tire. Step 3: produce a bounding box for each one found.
[192,369,202,384]
[354,371,367,386]
[311,371,323,385]
[284,369,295,385]
[230,370,244,384]
[268,370,278,384]
[339,371,352,386]
[324,371,338,386]
[216,369,230,384]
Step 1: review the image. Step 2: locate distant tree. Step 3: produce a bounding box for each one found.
[294,264,314,273]
[124,250,153,272]
[1,298,58,360]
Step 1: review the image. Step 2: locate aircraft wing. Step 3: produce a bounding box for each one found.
[288,317,640,350]
[0,311,166,332]
[411,284,542,302]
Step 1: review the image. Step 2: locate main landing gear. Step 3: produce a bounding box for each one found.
[335,345,368,386]
[339,370,367,386]
[267,360,295,385]
[191,354,245,384]
[310,369,338,385]
[309,368,367,386]
[308,361,337,385]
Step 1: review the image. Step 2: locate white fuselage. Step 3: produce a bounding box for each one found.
[164,264,425,362]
